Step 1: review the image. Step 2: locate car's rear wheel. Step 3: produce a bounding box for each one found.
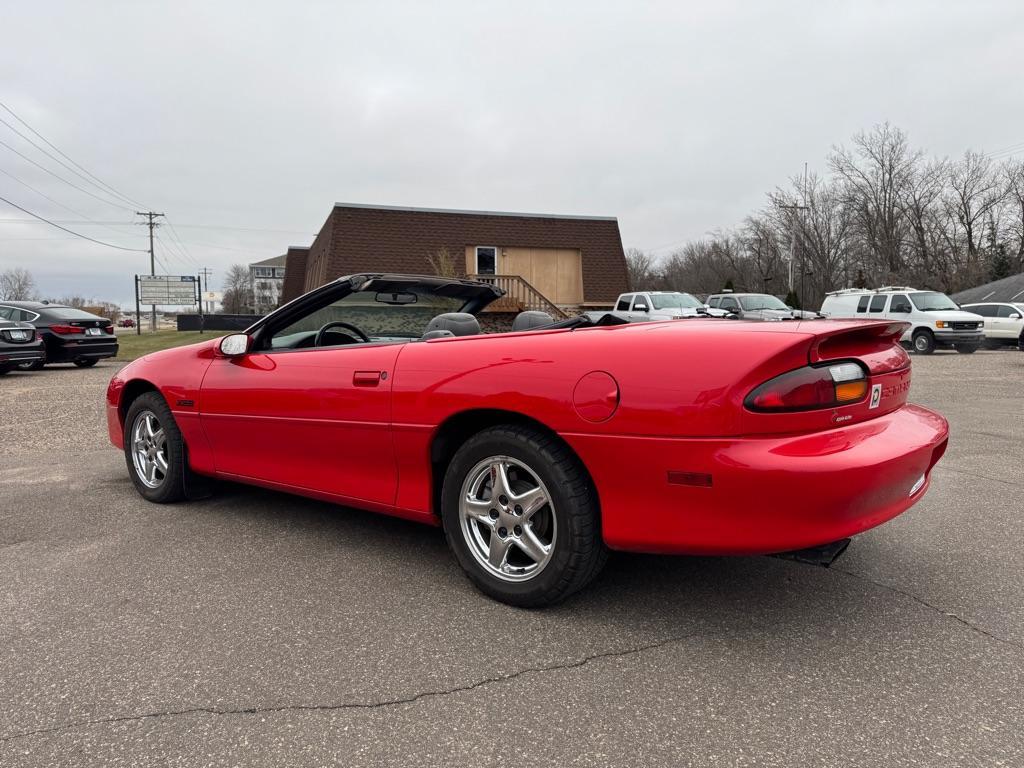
[441,425,606,607]
[912,330,935,355]
[123,392,187,503]
[73,358,98,367]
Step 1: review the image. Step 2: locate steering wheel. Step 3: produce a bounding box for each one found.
[314,321,370,347]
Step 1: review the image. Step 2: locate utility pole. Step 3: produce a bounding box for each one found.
[198,267,213,313]
[136,211,165,332]
[779,204,808,294]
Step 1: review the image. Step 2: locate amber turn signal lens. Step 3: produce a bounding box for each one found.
[835,380,868,402]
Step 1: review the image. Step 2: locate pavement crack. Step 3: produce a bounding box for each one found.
[0,624,757,744]
[940,466,1024,488]
[833,567,1022,651]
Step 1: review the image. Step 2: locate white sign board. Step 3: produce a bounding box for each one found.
[139,275,197,304]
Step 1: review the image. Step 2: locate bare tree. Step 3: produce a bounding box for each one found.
[829,123,918,275]
[900,157,948,285]
[0,268,38,301]
[624,247,657,289]
[742,215,783,293]
[628,125,1021,305]
[945,151,1005,260]
[221,264,254,314]
[769,173,855,306]
[426,247,459,278]
[1004,160,1024,274]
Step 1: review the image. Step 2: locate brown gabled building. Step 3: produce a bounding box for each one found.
[280,203,629,315]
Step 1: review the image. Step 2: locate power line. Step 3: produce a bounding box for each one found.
[0,217,317,235]
[154,233,200,273]
[0,164,146,241]
[0,193,148,252]
[0,218,136,225]
[163,217,203,268]
[0,136,135,213]
[166,222,317,235]
[0,100,148,209]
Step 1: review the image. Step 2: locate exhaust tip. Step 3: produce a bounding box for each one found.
[772,538,851,568]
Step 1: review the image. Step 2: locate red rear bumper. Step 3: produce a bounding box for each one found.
[564,404,949,555]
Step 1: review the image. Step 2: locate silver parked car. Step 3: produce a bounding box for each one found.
[705,292,819,321]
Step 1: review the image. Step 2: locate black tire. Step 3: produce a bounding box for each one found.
[73,358,99,368]
[0,365,10,376]
[956,345,978,354]
[912,330,935,355]
[441,424,607,607]
[123,391,188,503]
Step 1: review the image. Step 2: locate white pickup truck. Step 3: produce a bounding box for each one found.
[583,291,731,322]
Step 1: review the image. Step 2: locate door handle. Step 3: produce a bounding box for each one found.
[353,370,382,387]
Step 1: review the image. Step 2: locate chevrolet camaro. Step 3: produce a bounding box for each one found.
[107,274,949,606]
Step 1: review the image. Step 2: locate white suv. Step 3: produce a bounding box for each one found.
[819,287,984,354]
[960,302,1024,348]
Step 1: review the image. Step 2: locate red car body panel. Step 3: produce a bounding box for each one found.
[107,317,949,554]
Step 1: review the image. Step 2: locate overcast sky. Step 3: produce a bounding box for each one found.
[1,0,1022,306]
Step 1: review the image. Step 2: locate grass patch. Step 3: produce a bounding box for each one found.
[114,330,216,361]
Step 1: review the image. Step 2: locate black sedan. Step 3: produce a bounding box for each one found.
[0,302,118,369]
[0,320,45,375]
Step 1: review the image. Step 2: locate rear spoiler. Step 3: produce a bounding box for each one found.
[808,321,911,375]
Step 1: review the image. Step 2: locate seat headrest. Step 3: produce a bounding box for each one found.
[512,310,554,331]
[424,312,480,337]
[421,329,456,340]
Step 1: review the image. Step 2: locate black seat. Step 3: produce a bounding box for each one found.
[423,312,480,337]
[512,310,554,331]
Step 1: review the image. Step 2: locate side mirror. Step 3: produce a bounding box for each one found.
[635,304,649,312]
[1010,313,1022,320]
[219,333,251,356]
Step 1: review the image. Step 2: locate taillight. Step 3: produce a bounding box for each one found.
[745,362,868,412]
[104,324,114,334]
[49,324,79,335]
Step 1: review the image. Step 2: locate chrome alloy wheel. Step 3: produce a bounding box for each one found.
[459,455,557,582]
[131,410,169,489]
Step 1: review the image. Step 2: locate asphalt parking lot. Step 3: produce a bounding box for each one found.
[1,352,1022,767]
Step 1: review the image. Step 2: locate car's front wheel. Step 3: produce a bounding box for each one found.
[441,425,606,607]
[912,330,936,355]
[123,392,188,503]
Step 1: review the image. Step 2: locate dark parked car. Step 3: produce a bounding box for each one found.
[0,320,45,375]
[0,302,118,369]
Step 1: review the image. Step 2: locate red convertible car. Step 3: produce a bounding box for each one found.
[107,274,949,606]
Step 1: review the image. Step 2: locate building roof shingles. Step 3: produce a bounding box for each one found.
[282,203,628,304]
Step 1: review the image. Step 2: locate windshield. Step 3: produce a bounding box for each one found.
[738,295,789,311]
[271,287,465,346]
[650,293,703,310]
[909,292,959,312]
